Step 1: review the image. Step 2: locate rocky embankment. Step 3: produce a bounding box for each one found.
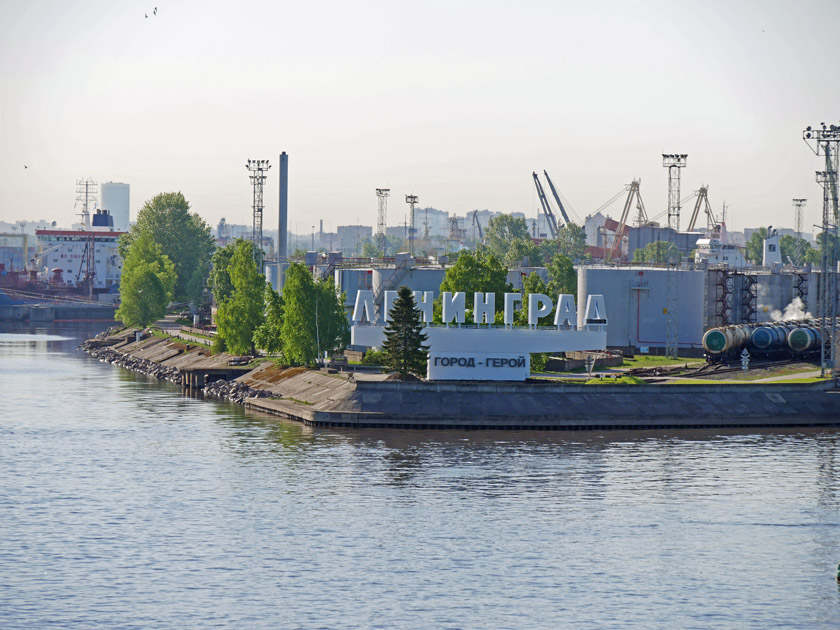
[201,378,273,404]
[84,343,183,383]
[80,331,274,405]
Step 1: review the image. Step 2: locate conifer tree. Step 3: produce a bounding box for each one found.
[381,286,429,379]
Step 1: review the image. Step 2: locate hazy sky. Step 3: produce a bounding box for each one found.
[2,0,839,234]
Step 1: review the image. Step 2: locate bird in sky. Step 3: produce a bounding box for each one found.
[24,165,27,169]
[154,7,157,15]
[145,13,148,18]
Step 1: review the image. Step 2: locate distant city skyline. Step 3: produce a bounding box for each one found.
[2,1,839,234]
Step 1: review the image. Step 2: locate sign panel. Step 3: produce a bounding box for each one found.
[427,352,530,381]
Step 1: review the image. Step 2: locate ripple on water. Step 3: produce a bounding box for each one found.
[1,327,840,628]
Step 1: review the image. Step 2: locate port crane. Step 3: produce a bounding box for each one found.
[685,186,719,234]
[471,210,484,244]
[608,180,647,261]
[532,170,574,239]
[542,171,572,226]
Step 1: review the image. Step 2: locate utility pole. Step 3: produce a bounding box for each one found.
[376,188,389,257]
[246,159,271,274]
[405,194,418,256]
[662,154,687,232]
[804,123,840,377]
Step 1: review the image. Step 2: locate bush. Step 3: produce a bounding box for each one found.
[361,349,385,365]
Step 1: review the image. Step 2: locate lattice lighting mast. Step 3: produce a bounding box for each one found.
[376,188,390,256]
[246,159,271,273]
[662,154,687,232]
[405,194,419,256]
[804,122,840,376]
[793,198,807,264]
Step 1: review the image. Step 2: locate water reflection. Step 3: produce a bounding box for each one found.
[4,322,840,628]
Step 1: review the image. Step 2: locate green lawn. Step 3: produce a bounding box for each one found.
[622,355,705,368]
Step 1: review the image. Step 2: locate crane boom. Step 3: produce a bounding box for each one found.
[542,170,571,226]
[532,172,558,239]
[608,180,644,261]
[471,210,484,240]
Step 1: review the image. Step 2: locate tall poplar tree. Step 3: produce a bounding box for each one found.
[214,240,265,355]
[381,286,429,379]
[281,263,349,365]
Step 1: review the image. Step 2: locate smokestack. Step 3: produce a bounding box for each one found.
[319,219,323,238]
[278,151,289,259]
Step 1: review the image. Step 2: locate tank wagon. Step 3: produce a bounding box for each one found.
[703,318,835,363]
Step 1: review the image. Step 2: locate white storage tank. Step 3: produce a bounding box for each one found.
[577,265,705,353]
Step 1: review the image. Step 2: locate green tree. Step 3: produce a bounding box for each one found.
[504,238,541,267]
[381,286,429,379]
[438,249,511,322]
[486,214,531,260]
[315,277,350,359]
[546,253,577,297]
[214,240,266,355]
[632,240,679,264]
[281,264,349,365]
[553,223,587,261]
[119,192,215,303]
[253,283,284,355]
[208,242,236,305]
[115,233,177,328]
[745,228,768,264]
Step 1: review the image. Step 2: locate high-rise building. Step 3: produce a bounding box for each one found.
[100,182,130,231]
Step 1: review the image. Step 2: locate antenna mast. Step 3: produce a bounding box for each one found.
[75,178,97,229]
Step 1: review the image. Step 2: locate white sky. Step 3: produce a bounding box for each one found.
[1,0,839,233]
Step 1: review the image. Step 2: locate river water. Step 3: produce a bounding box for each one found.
[1,325,840,629]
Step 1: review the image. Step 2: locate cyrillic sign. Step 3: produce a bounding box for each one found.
[427,352,530,381]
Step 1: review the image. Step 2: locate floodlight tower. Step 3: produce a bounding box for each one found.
[793,198,807,264]
[662,154,688,232]
[804,122,840,376]
[376,188,389,256]
[405,194,419,256]
[246,159,271,273]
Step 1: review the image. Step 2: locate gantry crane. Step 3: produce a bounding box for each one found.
[685,186,718,234]
[608,180,647,261]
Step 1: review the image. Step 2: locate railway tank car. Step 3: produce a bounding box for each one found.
[703,317,833,363]
[787,325,821,353]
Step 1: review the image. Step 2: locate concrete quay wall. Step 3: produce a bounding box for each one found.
[247,379,840,430]
[84,330,840,431]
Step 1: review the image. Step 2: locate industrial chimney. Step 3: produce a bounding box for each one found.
[278,151,289,259]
